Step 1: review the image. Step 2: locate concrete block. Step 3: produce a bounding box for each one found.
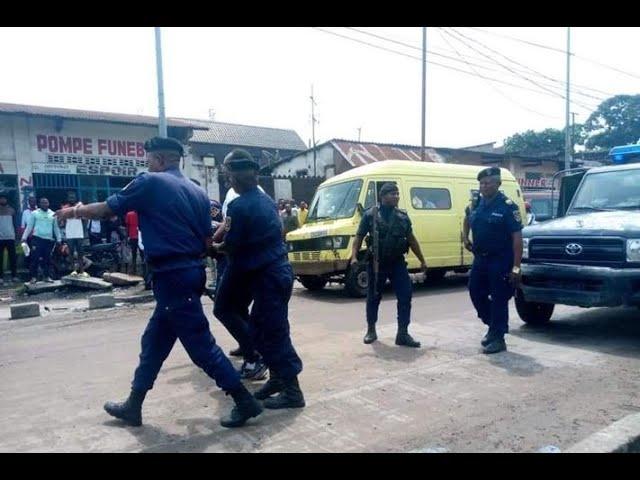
[10,302,41,320]
[88,294,116,310]
[102,272,143,286]
[61,276,113,291]
[567,412,640,453]
[116,291,155,304]
[24,281,64,295]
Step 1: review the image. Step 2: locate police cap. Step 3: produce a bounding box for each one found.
[477,166,501,181]
[379,182,399,197]
[144,136,184,156]
[223,149,260,171]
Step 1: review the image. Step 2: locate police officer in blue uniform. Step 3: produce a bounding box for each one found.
[55,137,263,428]
[211,149,305,409]
[350,182,428,347]
[463,167,523,354]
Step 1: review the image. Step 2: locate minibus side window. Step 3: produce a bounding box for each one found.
[410,187,452,210]
[363,182,377,209]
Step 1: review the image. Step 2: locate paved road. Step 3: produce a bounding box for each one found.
[1,275,639,452]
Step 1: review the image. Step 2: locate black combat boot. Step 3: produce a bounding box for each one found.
[482,336,507,354]
[103,389,146,427]
[263,376,306,410]
[481,329,496,347]
[220,384,264,428]
[395,327,421,348]
[363,324,378,344]
[229,346,244,357]
[253,371,285,400]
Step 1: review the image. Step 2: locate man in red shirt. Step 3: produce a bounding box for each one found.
[125,210,139,274]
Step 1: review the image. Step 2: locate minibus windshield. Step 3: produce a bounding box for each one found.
[306,179,363,223]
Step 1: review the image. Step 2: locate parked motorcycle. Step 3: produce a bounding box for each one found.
[51,240,121,279]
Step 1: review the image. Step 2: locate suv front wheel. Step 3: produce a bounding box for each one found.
[515,289,554,325]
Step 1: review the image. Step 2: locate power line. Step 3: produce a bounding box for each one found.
[344,27,608,105]
[447,27,609,102]
[311,27,596,109]
[436,28,561,120]
[438,27,598,111]
[465,27,640,81]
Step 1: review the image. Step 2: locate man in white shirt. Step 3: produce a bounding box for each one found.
[60,191,88,277]
[222,185,265,217]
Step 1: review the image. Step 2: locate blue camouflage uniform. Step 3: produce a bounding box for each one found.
[223,186,303,380]
[106,163,241,394]
[467,190,523,337]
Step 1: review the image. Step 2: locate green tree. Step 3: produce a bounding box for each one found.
[584,94,640,150]
[503,128,565,156]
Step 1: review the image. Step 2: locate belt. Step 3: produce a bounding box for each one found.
[147,254,204,270]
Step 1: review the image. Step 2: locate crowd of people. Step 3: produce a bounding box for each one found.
[276,198,309,237]
[0,190,148,285]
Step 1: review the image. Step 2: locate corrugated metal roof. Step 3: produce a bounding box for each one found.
[186,118,306,151]
[331,140,446,166]
[0,102,203,129]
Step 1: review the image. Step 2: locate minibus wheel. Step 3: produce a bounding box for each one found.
[345,262,368,297]
[299,275,328,291]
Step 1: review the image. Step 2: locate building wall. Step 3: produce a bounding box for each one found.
[189,142,305,202]
[270,143,335,178]
[442,149,561,189]
[0,114,206,214]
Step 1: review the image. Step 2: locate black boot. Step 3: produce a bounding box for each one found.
[254,371,285,400]
[220,384,264,428]
[104,389,146,427]
[229,346,244,357]
[363,324,378,344]
[395,328,421,348]
[263,376,305,410]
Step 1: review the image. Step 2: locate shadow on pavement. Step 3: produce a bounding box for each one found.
[130,408,304,452]
[293,274,469,304]
[355,340,429,363]
[511,306,640,360]
[486,350,546,377]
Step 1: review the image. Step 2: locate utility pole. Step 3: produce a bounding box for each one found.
[421,26,427,162]
[310,85,318,176]
[357,127,362,142]
[571,111,578,156]
[564,27,571,171]
[154,27,167,138]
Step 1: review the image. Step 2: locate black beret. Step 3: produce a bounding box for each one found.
[379,182,399,196]
[144,136,184,156]
[223,149,260,171]
[477,167,501,181]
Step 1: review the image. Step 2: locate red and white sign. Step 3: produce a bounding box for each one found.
[33,134,148,177]
[518,177,550,188]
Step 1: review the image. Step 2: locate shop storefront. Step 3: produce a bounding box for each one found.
[0,103,198,213]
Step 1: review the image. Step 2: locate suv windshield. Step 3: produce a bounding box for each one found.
[569,168,640,214]
[307,179,363,223]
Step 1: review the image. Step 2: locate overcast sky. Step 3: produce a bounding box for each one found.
[1,27,638,149]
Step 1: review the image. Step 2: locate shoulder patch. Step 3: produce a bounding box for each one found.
[513,209,522,223]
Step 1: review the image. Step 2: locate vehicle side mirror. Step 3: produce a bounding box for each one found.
[356,203,364,215]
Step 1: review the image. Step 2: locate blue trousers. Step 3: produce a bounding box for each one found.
[468,255,514,337]
[131,266,241,392]
[366,259,412,329]
[213,259,258,362]
[246,259,303,380]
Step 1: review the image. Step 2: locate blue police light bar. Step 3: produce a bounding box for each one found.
[608,144,640,164]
